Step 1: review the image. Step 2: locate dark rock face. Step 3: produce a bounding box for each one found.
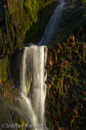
[63,0,82,20]
[50,0,86,44]
[0,0,7,32]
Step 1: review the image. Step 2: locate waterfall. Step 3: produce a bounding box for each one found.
[20,46,47,129]
[20,0,65,129]
[38,0,65,46]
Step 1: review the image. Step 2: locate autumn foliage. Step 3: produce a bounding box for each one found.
[46,37,86,130]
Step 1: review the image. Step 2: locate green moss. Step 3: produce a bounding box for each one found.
[0,56,9,83]
[0,0,56,55]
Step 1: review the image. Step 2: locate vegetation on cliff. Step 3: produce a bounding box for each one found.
[47,31,86,129]
[0,0,86,129]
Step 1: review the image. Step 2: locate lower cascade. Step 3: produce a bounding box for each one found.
[20,46,47,130]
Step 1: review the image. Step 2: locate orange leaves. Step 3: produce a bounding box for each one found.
[83,81,85,85]
[0,79,1,83]
[82,90,86,97]
[4,5,7,8]
[67,46,70,50]
[69,80,72,83]
[73,107,77,112]
[76,114,78,118]
[51,81,53,85]
[22,122,25,126]
[49,60,53,66]
[72,35,75,40]
[30,0,32,4]
[48,82,53,90]
[55,120,58,125]
[83,53,85,58]
[65,60,67,66]
[60,60,68,66]
[58,127,62,130]
[76,50,78,53]
[81,104,83,109]
[3,93,5,96]
[83,45,86,48]
[53,50,57,54]
[59,44,61,49]
[13,33,15,36]
[53,91,56,95]
[76,73,79,77]
[48,84,51,89]
[71,42,75,46]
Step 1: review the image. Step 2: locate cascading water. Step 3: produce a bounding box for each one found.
[20,0,65,129]
[38,0,65,46]
[20,46,47,130]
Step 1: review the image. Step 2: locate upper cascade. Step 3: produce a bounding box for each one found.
[38,0,65,46]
